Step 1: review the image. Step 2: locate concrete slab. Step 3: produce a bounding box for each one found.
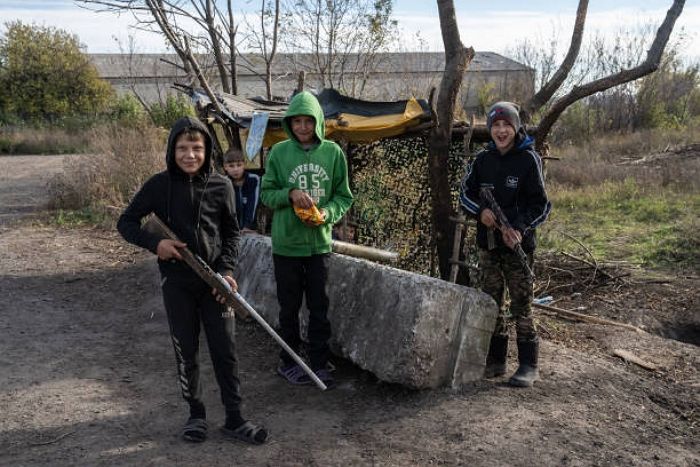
[234,234,498,389]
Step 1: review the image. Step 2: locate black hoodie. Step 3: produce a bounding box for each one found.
[459,133,551,253]
[117,117,240,277]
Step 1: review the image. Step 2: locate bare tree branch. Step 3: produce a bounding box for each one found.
[534,0,685,146]
[184,36,224,114]
[204,0,231,92]
[227,0,238,94]
[522,0,589,122]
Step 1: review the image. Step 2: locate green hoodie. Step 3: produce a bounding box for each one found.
[260,91,354,256]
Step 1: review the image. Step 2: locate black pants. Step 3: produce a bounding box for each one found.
[161,268,241,415]
[273,254,331,370]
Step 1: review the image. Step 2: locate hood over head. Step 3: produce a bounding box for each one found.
[165,116,213,177]
[282,91,326,144]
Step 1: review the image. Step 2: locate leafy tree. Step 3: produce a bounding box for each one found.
[0,21,113,123]
[109,93,147,126]
[636,49,699,129]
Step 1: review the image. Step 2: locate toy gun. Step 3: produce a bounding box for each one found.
[479,186,534,279]
[143,214,327,391]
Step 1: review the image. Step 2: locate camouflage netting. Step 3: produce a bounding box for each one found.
[348,136,483,276]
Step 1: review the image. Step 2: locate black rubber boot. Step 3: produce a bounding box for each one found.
[484,334,509,378]
[509,340,539,387]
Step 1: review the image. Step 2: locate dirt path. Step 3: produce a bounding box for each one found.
[0,155,698,466]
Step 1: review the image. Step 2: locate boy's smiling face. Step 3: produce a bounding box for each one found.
[290,115,316,144]
[175,132,206,175]
[490,119,516,155]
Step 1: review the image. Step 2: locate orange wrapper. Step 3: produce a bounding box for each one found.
[293,205,325,225]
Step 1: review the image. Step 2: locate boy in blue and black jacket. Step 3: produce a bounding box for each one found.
[117,117,267,445]
[223,148,260,234]
[460,102,551,388]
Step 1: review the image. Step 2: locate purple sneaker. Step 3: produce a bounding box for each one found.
[314,368,336,389]
[277,364,312,385]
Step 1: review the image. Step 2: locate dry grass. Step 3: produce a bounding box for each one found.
[47,125,166,224]
[542,125,700,270]
[0,126,93,155]
[547,124,700,192]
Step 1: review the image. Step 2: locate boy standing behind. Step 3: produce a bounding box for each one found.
[261,91,353,389]
[460,102,550,387]
[223,148,260,234]
[117,116,267,444]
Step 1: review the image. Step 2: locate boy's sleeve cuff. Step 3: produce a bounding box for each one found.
[218,268,234,279]
[146,236,161,255]
[513,220,527,233]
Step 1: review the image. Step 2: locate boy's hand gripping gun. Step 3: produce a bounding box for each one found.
[143,214,328,391]
[479,186,534,280]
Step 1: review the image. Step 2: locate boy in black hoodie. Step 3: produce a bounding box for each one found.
[459,102,551,388]
[117,117,267,444]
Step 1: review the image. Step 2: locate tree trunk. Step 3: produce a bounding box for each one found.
[428,0,475,279]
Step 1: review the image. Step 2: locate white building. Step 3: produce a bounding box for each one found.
[89,51,534,114]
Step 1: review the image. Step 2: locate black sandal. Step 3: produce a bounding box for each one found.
[221,420,268,445]
[182,417,208,443]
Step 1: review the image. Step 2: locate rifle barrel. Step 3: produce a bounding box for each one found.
[143,215,327,390]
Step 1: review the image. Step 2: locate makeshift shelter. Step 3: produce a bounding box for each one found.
[176,84,438,167]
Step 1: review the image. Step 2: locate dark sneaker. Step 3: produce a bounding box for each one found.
[277,364,312,385]
[314,368,336,390]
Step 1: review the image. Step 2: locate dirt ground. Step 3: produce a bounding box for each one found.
[0,154,698,466]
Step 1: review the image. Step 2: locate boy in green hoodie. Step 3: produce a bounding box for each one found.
[261,91,353,388]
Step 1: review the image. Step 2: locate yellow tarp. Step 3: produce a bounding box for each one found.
[243,97,426,150]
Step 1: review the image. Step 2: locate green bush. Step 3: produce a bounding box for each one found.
[149,95,196,128]
[0,21,114,123]
[109,94,147,126]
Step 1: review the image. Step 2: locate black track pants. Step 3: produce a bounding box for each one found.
[161,269,241,413]
[273,254,331,370]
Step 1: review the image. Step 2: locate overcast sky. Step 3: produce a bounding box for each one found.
[1,1,698,60]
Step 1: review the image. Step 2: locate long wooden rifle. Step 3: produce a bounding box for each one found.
[143,214,327,391]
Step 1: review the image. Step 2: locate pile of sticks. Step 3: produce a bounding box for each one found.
[535,250,633,297]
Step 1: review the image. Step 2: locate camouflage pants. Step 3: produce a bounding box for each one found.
[478,248,538,342]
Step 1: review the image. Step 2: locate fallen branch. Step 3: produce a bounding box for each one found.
[534,302,645,333]
[28,430,75,446]
[554,229,597,265]
[613,349,659,372]
[561,251,614,280]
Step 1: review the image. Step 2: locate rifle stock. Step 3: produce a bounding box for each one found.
[143,214,327,391]
[479,186,534,279]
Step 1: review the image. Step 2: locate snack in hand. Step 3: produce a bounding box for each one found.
[293,204,325,225]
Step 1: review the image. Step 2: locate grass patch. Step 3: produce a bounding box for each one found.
[48,208,109,227]
[541,179,700,269]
